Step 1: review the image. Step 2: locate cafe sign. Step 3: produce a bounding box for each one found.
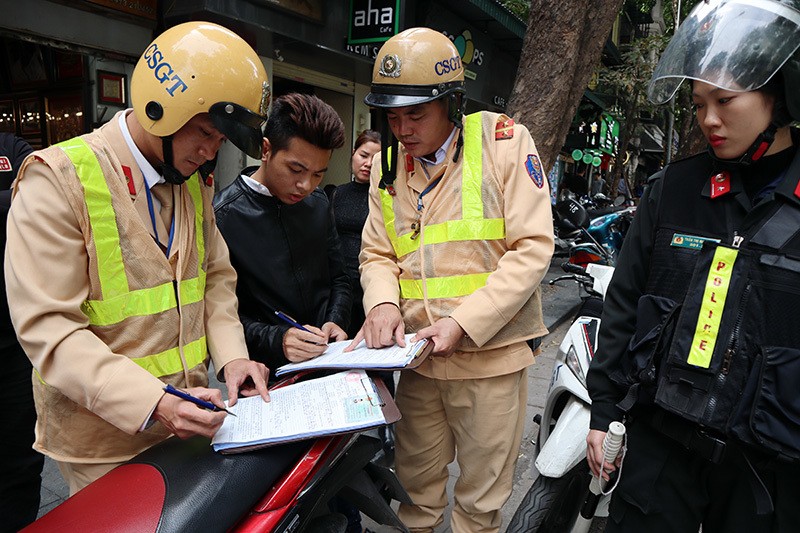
[348,0,400,44]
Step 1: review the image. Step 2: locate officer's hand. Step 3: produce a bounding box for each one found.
[346,303,405,351]
[413,317,465,357]
[587,429,617,480]
[222,358,270,407]
[321,321,348,342]
[283,325,328,362]
[153,386,227,439]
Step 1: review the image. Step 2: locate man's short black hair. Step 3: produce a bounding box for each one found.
[263,93,345,153]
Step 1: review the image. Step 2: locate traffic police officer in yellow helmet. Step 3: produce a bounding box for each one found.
[354,27,555,532]
[131,21,270,183]
[5,21,271,494]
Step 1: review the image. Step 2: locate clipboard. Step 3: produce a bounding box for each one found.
[213,371,400,454]
[274,336,433,377]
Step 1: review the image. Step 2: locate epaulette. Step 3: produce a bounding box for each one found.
[495,114,514,140]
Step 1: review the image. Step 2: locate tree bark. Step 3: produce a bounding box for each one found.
[507,0,625,173]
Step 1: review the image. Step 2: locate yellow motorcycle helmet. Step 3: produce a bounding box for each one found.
[131,21,270,160]
[365,28,468,189]
[365,27,465,115]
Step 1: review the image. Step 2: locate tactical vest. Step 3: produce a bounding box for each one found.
[623,199,800,462]
[31,134,212,460]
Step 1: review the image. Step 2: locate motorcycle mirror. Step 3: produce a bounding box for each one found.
[613,195,626,207]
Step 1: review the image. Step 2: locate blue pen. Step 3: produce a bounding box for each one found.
[163,384,236,416]
[274,310,313,333]
[275,311,328,346]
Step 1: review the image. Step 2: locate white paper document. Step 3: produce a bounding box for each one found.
[275,334,428,377]
[211,370,387,452]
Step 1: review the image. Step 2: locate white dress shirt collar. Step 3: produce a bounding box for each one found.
[118,110,164,190]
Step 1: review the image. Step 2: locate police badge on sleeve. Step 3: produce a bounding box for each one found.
[525,154,544,188]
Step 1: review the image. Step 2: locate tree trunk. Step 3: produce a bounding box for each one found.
[507,0,625,173]
[610,96,638,200]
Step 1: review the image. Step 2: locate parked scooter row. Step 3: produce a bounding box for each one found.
[23,372,411,533]
[553,196,635,268]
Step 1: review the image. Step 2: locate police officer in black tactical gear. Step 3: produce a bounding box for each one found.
[586,0,800,531]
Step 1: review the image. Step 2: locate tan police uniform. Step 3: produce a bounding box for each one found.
[5,111,248,490]
[360,111,554,532]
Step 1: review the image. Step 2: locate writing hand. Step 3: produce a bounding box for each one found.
[283,325,328,362]
[154,386,227,439]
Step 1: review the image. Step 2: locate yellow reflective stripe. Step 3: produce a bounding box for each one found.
[399,272,491,299]
[378,187,403,255]
[378,113,505,259]
[380,188,506,258]
[424,218,505,244]
[186,177,206,288]
[82,281,177,326]
[179,273,206,306]
[60,138,128,298]
[81,275,207,326]
[131,336,208,378]
[462,113,483,219]
[688,247,739,368]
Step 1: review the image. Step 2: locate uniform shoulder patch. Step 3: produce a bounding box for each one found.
[525,154,544,188]
[495,114,514,140]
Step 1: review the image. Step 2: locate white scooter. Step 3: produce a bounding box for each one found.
[507,262,616,533]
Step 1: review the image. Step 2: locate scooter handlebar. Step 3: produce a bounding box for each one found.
[561,262,587,276]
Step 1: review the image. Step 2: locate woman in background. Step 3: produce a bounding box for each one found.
[331,130,381,339]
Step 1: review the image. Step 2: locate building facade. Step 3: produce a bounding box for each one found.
[1,0,525,189]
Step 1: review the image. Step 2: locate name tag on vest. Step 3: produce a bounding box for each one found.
[670,233,720,250]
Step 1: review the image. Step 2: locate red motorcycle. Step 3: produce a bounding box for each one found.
[23,372,410,533]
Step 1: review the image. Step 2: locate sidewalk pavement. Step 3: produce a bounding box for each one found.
[35,258,582,525]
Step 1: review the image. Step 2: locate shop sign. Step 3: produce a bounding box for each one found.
[599,113,619,155]
[82,0,157,20]
[440,29,484,81]
[345,43,381,59]
[348,0,400,44]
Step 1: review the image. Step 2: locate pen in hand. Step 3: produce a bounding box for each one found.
[163,384,237,417]
[275,311,328,346]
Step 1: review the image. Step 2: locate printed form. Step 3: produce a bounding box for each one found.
[275,334,426,376]
[212,370,386,452]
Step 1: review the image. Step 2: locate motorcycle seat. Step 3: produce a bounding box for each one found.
[25,435,308,533]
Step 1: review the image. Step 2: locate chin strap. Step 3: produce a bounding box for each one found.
[452,121,464,163]
[160,137,217,186]
[709,123,777,167]
[379,122,399,195]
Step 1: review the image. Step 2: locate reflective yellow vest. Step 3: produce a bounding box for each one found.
[378,113,505,300]
[59,137,208,377]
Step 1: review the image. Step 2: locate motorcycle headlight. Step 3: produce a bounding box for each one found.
[565,345,587,388]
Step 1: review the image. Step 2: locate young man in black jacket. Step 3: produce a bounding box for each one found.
[214,93,350,372]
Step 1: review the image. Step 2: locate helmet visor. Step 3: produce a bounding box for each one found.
[209,102,266,159]
[648,0,800,104]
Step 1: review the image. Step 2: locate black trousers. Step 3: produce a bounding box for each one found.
[0,342,44,533]
[605,418,800,533]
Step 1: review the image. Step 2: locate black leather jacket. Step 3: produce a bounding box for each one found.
[214,169,351,371]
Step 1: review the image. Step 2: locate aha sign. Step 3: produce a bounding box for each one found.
[348,0,400,44]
